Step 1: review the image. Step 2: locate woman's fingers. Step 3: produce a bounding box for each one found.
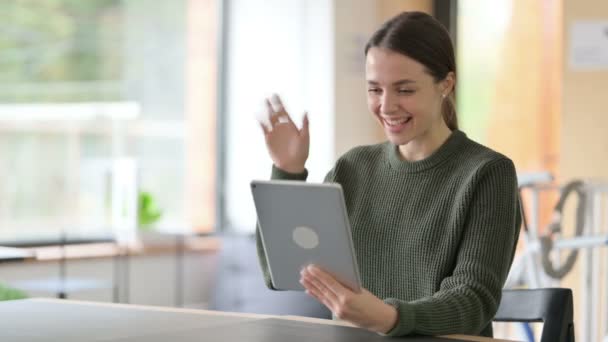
[265,99,280,127]
[301,277,337,312]
[259,121,270,135]
[305,289,334,312]
[268,94,297,126]
[307,265,349,296]
[301,268,340,304]
[263,94,307,138]
[269,93,285,113]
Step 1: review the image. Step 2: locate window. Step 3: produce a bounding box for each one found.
[221,0,334,233]
[0,0,217,242]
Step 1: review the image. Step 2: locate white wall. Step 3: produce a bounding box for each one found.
[224,0,334,232]
[333,0,385,157]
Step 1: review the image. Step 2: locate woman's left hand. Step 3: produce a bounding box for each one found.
[299,265,398,334]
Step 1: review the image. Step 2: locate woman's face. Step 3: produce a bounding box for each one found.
[365,47,452,146]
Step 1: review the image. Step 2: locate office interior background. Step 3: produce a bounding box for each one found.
[0,0,606,341]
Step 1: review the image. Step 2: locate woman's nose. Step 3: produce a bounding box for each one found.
[380,93,398,114]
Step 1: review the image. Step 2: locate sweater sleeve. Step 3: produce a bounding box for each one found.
[383,158,522,336]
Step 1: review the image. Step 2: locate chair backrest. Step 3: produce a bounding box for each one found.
[494,288,575,342]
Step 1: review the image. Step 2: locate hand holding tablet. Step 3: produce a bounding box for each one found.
[251,180,362,292]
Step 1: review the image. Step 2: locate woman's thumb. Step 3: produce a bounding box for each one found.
[300,112,310,137]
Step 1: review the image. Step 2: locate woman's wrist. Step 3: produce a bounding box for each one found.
[376,303,399,334]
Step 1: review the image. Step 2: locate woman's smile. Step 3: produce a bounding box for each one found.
[381,115,413,133]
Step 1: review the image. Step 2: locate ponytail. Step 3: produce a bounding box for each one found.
[441,93,458,131]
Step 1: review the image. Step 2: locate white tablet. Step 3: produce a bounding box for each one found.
[251,180,362,292]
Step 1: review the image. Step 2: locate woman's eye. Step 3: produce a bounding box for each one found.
[398,89,415,94]
[367,88,381,94]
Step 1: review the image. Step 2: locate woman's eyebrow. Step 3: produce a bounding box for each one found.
[366,79,416,85]
[393,79,416,85]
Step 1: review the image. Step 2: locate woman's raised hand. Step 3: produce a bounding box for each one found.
[259,94,309,174]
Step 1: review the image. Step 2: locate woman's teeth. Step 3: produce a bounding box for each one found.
[384,117,410,126]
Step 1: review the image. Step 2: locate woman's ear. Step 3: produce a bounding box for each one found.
[442,71,456,95]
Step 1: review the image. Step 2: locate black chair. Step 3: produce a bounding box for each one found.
[494,288,575,342]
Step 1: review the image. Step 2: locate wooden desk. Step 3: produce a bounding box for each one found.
[0,298,518,341]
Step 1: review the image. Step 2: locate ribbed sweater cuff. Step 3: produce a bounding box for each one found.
[271,165,308,180]
[382,298,416,336]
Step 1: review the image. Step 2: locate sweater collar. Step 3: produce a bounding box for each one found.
[386,130,466,173]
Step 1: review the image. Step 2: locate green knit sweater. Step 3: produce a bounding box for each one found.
[255,130,521,337]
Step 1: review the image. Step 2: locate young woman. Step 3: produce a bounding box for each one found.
[256,11,521,338]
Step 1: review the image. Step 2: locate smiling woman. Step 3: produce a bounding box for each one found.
[364,48,454,161]
[255,11,521,339]
[364,11,456,162]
